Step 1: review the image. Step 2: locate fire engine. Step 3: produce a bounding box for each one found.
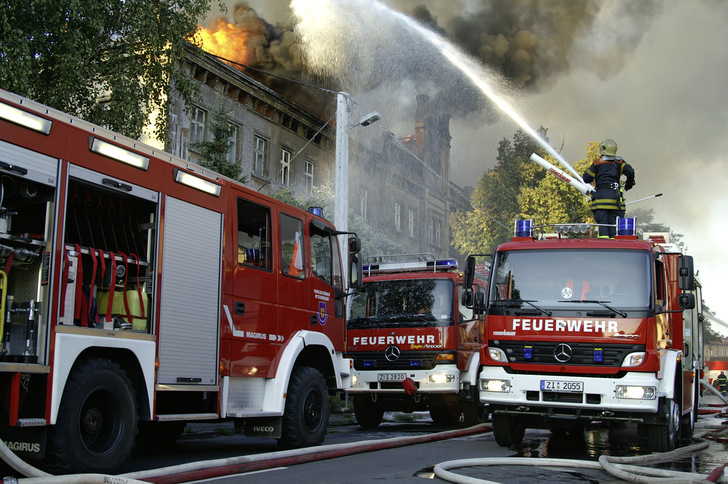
[463,218,703,452]
[346,254,486,427]
[0,89,362,473]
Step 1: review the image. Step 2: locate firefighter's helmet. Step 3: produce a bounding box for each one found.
[600,138,618,156]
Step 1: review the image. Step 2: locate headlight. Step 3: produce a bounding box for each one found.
[480,378,511,392]
[429,373,456,384]
[615,385,656,400]
[352,375,358,385]
[488,347,508,362]
[622,352,646,367]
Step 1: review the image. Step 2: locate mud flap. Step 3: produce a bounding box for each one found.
[245,417,282,439]
[1,425,46,460]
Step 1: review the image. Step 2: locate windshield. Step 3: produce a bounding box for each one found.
[490,249,651,311]
[349,279,454,328]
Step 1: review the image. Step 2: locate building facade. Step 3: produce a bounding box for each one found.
[169,44,471,260]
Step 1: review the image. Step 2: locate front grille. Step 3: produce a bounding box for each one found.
[493,341,644,367]
[349,351,446,371]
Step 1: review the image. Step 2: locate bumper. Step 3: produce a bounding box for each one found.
[348,365,460,394]
[478,367,660,418]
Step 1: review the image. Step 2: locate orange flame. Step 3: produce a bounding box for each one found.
[195,18,251,68]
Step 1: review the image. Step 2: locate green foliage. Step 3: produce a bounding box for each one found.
[626,207,683,243]
[272,184,403,260]
[190,103,246,182]
[451,128,550,254]
[0,0,220,142]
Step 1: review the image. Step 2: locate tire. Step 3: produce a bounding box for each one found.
[493,414,525,447]
[279,366,329,448]
[135,421,187,453]
[461,387,487,426]
[45,357,138,474]
[429,402,461,426]
[353,395,384,429]
[648,398,680,452]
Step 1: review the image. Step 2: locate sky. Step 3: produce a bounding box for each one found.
[204,1,728,333]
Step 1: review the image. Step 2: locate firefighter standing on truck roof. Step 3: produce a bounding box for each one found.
[582,138,636,238]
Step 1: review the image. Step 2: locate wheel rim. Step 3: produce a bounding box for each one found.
[668,399,680,443]
[79,388,123,457]
[302,388,324,432]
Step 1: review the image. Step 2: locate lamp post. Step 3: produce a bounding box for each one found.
[334,91,381,288]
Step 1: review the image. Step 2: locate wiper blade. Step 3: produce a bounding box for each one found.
[559,300,627,318]
[494,299,552,316]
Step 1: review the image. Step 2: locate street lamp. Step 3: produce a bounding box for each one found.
[334,92,381,287]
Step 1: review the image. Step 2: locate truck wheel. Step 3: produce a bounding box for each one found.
[648,398,680,452]
[493,414,525,447]
[461,387,487,425]
[279,366,329,448]
[429,402,461,425]
[45,357,137,474]
[353,395,384,429]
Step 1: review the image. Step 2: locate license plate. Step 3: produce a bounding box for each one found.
[378,373,406,382]
[541,380,583,392]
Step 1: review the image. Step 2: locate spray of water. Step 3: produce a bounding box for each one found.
[290,0,584,181]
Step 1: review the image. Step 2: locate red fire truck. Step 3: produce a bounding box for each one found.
[463,219,703,452]
[0,89,362,473]
[346,254,486,427]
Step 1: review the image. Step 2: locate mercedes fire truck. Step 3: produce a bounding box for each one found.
[463,219,702,452]
[346,254,486,427]
[0,90,362,473]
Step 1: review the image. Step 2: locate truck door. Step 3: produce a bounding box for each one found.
[277,212,310,344]
[229,195,279,378]
[308,221,345,351]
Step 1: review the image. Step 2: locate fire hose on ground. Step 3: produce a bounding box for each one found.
[1,380,728,483]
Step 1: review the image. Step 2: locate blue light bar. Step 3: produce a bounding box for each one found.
[308,207,323,217]
[617,217,636,236]
[435,258,458,269]
[524,346,533,360]
[593,348,603,363]
[514,219,533,238]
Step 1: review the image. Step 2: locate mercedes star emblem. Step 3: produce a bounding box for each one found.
[384,345,401,362]
[553,343,573,363]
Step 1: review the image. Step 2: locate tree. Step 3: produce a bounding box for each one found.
[0,0,219,142]
[451,128,549,254]
[626,207,683,243]
[190,103,246,182]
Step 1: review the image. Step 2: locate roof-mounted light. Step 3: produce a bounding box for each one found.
[0,101,52,135]
[363,254,458,274]
[174,169,221,197]
[90,137,150,170]
[514,219,533,238]
[617,217,636,236]
[308,207,323,217]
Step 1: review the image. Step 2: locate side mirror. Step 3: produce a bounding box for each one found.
[679,293,695,310]
[677,255,694,291]
[473,291,485,315]
[349,253,363,290]
[462,288,474,307]
[348,237,361,254]
[463,255,476,289]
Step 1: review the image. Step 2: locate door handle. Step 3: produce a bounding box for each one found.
[235,302,245,315]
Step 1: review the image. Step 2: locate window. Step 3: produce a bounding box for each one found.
[254,135,267,178]
[408,209,415,238]
[280,148,291,186]
[311,225,341,290]
[360,188,368,220]
[394,203,401,232]
[428,218,434,244]
[190,107,206,143]
[305,160,314,193]
[227,124,238,164]
[435,220,441,247]
[237,198,271,270]
[281,213,304,278]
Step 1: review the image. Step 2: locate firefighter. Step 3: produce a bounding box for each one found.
[716,371,728,395]
[582,138,636,237]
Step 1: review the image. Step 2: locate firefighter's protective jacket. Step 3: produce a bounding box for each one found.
[582,156,635,211]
